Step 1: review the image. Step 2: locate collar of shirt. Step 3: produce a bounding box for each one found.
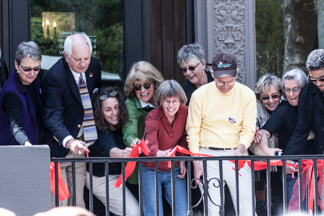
[139,99,155,108]
[70,69,86,86]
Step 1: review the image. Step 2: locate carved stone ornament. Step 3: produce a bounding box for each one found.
[214,0,245,82]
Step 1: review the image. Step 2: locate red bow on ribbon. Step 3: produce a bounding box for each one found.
[114,139,151,188]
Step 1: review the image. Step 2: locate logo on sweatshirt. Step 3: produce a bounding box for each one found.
[229,115,237,124]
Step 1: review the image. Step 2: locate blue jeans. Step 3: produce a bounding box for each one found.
[142,165,187,216]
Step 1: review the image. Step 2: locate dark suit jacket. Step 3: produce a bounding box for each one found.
[285,82,324,155]
[41,57,101,157]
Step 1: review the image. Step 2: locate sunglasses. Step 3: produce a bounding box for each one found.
[20,64,41,72]
[99,91,118,100]
[180,63,200,73]
[134,83,151,91]
[261,94,280,101]
[308,75,324,83]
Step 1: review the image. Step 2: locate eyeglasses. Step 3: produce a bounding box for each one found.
[134,83,151,91]
[20,64,41,72]
[99,91,118,100]
[163,100,180,106]
[261,94,280,101]
[308,75,324,83]
[215,79,235,86]
[283,87,301,93]
[180,63,200,73]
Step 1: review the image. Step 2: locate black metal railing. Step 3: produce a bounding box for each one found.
[51,155,324,216]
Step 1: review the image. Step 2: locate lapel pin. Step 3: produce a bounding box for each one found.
[89,73,93,77]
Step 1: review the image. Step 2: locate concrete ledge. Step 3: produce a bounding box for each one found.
[0,145,51,216]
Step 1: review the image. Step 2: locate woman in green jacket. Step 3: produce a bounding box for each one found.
[123,61,164,185]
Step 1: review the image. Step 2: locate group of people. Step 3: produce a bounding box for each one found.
[1,32,324,216]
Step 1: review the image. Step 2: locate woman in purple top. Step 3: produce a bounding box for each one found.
[0,41,43,145]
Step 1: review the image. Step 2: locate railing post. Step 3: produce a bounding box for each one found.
[105,162,110,216]
[55,161,59,207]
[72,162,76,206]
[282,159,287,215]
[171,161,176,216]
[298,159,302,213]
[89,162,93,212]
[121,162,126,216]
[314,159,318,215]
[187,161,192,216]
[219,160,224,216]
[203,160,208,216]
[138,162,143,216]
[266,159,271,216]
[251,159,255,216]
[235,160,240,216]
[155,162,159,216]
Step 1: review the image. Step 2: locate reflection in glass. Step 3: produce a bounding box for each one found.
[30,0,124,76]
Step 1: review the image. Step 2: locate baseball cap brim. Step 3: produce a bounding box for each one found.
[213,69,237,79]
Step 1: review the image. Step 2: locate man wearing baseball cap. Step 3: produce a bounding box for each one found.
[186,53,257,215]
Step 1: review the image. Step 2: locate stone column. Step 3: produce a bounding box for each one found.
[318,0,324,49]
[195,0,256,89]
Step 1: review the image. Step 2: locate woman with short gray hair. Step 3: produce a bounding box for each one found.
[141,80,188,215]
[177,43,213,104]
[259,69,314,206]
[0,41,43,145]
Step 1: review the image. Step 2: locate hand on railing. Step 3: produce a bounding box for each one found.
[177,161,187,178]
[156,149,170,157]
[24,141,32,146]
[261,146,282,156]
[122,147,133,158]
[234,144,246,156]
[66,139,89,155]
[286,160,298,174]
[254,127,261,143]
[193,161,204,185]
[130,138,141,147]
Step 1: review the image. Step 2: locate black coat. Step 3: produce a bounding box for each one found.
[41,57,101,157]
[285,82,324,155]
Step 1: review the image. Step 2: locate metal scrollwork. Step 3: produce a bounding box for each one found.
[190,177,222,209]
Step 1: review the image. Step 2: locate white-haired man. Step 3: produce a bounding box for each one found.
[41,33,101,207]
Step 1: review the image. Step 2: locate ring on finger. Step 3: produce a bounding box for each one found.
[78,150,82,154]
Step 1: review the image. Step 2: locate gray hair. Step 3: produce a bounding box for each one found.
[155,80,187,106]
[177,43,205,66]
[15,41,42,65]
[282,69,308,100]
[306,49,324,71]
[255,74,282,100]
[64,33,92,57]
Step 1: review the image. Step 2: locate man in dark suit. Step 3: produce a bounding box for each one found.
[41,33,101,207]
[285,49,324,155]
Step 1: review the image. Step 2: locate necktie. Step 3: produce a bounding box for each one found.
[79,74,97,144]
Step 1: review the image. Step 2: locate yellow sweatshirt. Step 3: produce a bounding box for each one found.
[186,81,256,153]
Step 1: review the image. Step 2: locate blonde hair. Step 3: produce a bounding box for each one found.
[154,80,187,106]
[255,74,282,100]
[124,61,164,97]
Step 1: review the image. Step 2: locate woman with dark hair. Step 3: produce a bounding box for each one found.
[85,87,139,216]
[0,41,43,145]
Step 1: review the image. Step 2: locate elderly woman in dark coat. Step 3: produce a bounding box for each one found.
[0,41,43,145]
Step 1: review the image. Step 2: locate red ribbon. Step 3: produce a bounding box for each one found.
[50,159,70,201]
[288,159,324,212]
[114,140,151,188]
